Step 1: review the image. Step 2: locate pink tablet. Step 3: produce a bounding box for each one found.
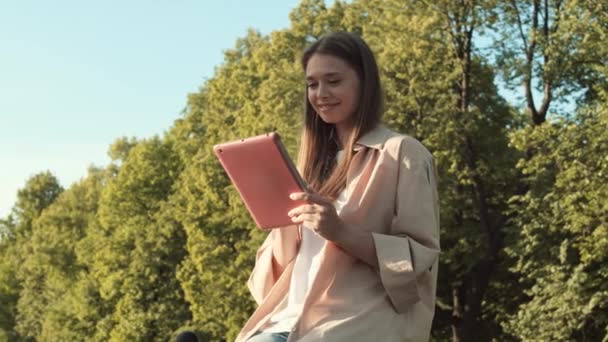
[213,132,308,229]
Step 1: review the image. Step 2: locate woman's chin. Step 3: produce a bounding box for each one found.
[318,116,335,124]
[317,112,342,124]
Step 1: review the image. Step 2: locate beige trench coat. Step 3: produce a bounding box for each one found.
[236,124,440,342]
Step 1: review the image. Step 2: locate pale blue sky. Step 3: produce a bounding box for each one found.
[0,1,552,219]
[0,0,302,217]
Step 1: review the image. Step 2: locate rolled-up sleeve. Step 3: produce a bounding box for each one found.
[371,138,440,313]
[247,233,278,305]
[247,228,299,305]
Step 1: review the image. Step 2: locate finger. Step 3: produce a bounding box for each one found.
[289,192,307,200]
[288,204,318,217]
[291,213,317,224]
[290,192,332,206]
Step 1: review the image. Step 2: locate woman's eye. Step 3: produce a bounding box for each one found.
[328,80,341,85]
[307,83,318,89]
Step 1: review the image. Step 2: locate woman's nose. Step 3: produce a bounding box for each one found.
[317,82,330,98]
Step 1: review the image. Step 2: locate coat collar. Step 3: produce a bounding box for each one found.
[355,124,392,151]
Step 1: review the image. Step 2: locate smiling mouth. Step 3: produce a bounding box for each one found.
[317,103,339,111]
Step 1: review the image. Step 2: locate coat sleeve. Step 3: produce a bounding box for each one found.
[247,227,299,305]
[371,137,440,313]
[247,232,277,305]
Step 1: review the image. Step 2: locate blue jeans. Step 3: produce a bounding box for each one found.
[247,331,290,342]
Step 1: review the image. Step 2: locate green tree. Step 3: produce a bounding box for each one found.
[14,168,105,341]
[172,27,306,340]
[505,102,608,341]
[10,171,64,238]
[360,1,519,339]
[0,223,20,342]
[89,137,189,341]
[496,0,608,124]
[1,1,606,341]
[498,1,608,340]
[0,171,62,341]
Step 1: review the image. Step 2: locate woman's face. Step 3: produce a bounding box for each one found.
[305,53,361,128]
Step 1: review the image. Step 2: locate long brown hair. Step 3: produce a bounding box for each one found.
[298,32,384,200]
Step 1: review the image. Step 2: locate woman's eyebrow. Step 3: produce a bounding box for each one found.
[306,72,343,80]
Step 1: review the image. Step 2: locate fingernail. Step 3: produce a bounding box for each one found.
[289,193,296,199]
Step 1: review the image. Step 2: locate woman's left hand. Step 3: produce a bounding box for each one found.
[288,192,347,241]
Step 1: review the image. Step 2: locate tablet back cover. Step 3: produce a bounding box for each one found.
[213,132,307,229]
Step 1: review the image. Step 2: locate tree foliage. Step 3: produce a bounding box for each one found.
[0,0,606,341]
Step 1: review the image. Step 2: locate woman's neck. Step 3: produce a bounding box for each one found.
[335,121,354,150]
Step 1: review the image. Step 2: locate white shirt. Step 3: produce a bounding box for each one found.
[263,150,347,333]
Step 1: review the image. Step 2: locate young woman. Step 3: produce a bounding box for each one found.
[237,32,440,342]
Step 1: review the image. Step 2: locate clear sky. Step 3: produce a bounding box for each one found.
[0,0,303,217]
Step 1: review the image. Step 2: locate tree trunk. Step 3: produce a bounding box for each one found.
[449,2,502,340]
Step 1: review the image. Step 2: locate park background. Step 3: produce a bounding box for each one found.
[1,0,606,341]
